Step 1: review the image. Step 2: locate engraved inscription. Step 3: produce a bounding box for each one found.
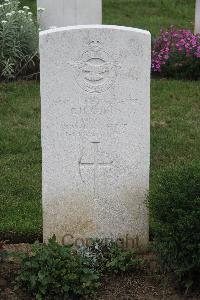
[71,101,121,115]
[79,142,113,198]
[68,41,120,93]
[107,123,127,135]
[64,122,127,137]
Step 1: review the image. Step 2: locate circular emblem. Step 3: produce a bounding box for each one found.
[71,41,118,93]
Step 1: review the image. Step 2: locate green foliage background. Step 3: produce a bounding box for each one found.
[149,162,200,288]
[0,0,39,80]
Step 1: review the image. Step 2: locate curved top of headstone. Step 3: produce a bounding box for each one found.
[39,24,151,37]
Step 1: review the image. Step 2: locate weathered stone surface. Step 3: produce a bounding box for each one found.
[37,0,102,30]
[195,0,200,34]
[40,25,151,250]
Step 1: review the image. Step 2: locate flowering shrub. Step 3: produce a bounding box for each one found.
[152,27,200,79]
[0,0,39,80]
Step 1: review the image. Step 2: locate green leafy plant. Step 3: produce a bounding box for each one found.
[16,236,100,300]
[149,161,200,290]
[16,237,143,299]
[78,239,143,274]
[0,0,39,80]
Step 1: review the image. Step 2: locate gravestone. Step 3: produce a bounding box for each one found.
[195,0,200,34]
[37,0,102,30]
[40,25,151,251]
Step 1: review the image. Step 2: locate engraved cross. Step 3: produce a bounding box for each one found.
[79,142,113,198]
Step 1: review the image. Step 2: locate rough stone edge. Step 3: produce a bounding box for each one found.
[39,24,151,38]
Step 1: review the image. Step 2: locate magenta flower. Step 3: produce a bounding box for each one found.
[152,27,200,75]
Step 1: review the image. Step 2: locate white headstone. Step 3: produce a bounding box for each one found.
[195,0,200,34]
[37,0,102,30]
[40,25,151,251]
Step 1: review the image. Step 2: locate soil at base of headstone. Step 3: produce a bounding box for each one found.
[0,244,200,300]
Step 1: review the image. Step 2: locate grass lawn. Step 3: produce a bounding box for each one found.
[0,0,199,241]
[0,83,42,241]
[22,0,195,36]
[0,80,199,241]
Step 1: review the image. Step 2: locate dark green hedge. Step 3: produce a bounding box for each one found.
[149,161,200,289]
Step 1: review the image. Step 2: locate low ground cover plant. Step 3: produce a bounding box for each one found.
[152,27,200,79]
[16,237,142,299]
[149,161,200,290]
[0,0,39,80]
[16,237,100,299]
[78,239,143,274]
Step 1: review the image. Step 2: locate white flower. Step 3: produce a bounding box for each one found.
[28,12,32,15]
[18,10,24,13]
[6,12,12,17]
[23,6,30,10]
[37,7,45,12]
[0,5,3,8]
[1,20,7,24]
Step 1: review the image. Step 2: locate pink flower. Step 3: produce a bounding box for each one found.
[152,27,200,73]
